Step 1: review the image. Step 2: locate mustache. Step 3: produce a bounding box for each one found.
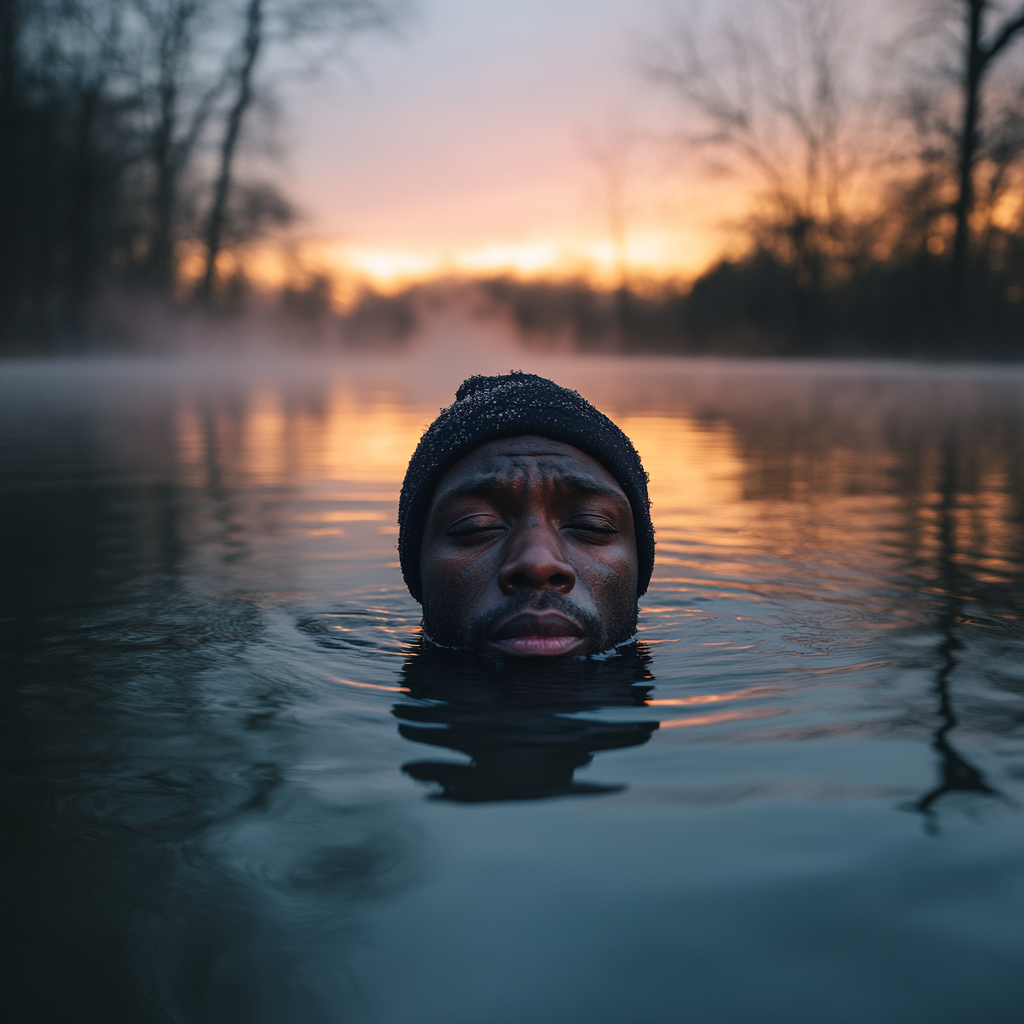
[468,591,603,644]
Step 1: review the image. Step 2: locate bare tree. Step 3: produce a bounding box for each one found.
[135,0,226,289]
[948,1,1024,314]
[582,121,637,334]
[0,0,407,346]
[195,0,401,303]
[645,0,877,290]
[195,0,263,302]
[54,2,135,334]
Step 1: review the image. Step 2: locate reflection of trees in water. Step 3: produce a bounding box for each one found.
[394,645,660,803]
[641,375,1024,829]
[0,410,417,1024]
[913,435,1006,833]
[4,367,1024,1019]
[3,583,420,1023]
[731,405,1021,829]
[914,610,999,829]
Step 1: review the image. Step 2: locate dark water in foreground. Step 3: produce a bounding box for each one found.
[1,354,1023,1024]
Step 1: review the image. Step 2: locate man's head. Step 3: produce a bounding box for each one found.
[398,373,654,658]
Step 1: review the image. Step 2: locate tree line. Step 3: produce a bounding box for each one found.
[333,1,1024,361]
[494,0,1022,358]
[0,0,396,350]
[635,0,1023,356]
[0,0,1021,357]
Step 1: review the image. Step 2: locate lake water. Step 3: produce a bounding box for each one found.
[2,351,1023,1024]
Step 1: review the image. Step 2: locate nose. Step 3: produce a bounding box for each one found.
[498,519,576,595]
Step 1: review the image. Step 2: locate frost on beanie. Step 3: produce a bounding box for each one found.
[398,372,655,602]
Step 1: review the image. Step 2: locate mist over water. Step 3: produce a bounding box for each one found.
[2,348,1023,1023]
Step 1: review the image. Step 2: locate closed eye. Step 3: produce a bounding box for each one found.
[447,515,507,538]
[565,516,619,536]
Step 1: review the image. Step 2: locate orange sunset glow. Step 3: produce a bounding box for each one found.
[245,0,929,302]
[247,0,765,299]
[218,229,727,303]
[167,361,1024,629]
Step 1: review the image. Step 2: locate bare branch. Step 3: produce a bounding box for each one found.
[983,3,1024,61]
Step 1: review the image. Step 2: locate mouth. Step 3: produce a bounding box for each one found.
[488,611,588,658]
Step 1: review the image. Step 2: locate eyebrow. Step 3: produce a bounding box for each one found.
[434,473,628,505]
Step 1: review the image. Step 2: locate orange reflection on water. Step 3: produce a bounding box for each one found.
[607,386,1024,601]
[647,685,783,707]
[616,413,746,533]
[659,708,787,729]
[174,383,434,492]
[165,361,1024,620]
[294,511,388,522]
[330,677,409,693]
[321,388,432,486]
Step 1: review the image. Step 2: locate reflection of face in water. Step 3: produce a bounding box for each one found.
[394,643,659,802]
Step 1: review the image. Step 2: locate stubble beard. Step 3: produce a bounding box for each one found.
[421,589,638,657]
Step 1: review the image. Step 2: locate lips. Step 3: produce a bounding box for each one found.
[489,611,587,657]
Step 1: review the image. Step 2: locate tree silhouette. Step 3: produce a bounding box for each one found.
[0,0,401,345]
[195,0,399,304]
[949,1,1024,319]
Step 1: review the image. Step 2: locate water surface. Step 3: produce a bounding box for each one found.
[2,354,1023,1024]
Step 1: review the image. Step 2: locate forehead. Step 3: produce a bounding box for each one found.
[432,435,625,500]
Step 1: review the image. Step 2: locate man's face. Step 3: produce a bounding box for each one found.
[419,436,639,657]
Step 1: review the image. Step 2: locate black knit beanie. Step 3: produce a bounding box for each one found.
[398,372,655,602]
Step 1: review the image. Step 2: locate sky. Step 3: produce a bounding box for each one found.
[271,0,738,291]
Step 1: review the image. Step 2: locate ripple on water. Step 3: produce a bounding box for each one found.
[2,356,1023,1023]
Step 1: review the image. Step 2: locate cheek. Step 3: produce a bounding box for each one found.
[572,544,638,607]
[421,547,504,646]
[422,546,500,605]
